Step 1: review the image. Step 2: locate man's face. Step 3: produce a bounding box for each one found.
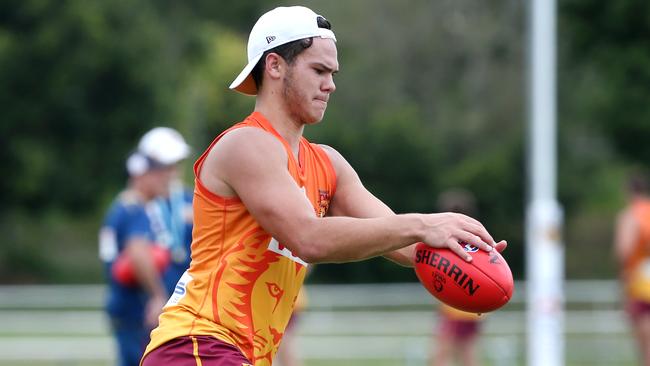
[142,165,178,198]
[282,37,339,125]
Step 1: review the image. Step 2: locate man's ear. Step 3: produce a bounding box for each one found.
[265,53,284,81]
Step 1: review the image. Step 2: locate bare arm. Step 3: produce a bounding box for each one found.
[125,239,167,326]
[200,128,500,264]
[321,145,415,266]
[321,145,505,267]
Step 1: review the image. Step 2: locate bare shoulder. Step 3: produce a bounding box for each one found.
[212,127,285,157]
[317,144,340,159]
[317,144,391,218]
[200,127,288,196]
[318,144,364,193]
[318,144,350,175]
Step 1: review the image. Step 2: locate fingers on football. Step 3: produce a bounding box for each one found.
[456,231,492,252]
[495,240,508,253]
[462,221,496,247]
[448,239,472,262]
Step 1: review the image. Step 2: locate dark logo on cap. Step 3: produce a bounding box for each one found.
[266,36,276,44]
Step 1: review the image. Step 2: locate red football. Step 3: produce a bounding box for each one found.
[112,245,171,286]
[414,242,513,313]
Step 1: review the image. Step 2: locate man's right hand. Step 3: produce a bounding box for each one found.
[420,212,506,262]
[145,294,167,328]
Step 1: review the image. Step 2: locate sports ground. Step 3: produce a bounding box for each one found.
[0,282,637,366]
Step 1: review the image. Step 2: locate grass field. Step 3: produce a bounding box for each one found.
[0,282,640,366]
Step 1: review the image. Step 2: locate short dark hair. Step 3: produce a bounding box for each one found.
[251,16,332,90]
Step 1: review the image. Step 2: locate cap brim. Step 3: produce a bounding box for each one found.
[229,53,263,96]
[150,143,191,166]
[164,144,191,165]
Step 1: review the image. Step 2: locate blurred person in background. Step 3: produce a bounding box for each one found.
[615,170,650,366]
[142,6,505,366]
[99,127,192,366]
[431,189,484,366]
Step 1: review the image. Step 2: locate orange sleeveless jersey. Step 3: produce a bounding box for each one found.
[143,112,336,365]
[624,198,650,302]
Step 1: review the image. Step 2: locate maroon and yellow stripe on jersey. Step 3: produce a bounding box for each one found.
[143,112,336,365]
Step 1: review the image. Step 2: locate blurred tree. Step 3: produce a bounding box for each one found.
[0,0,262,282]
[0,1,173,213]
[0,0,276,216]
[303,0,526,282]
[561,1,650,163]
[1,0,641,283]
[557,0,650,278]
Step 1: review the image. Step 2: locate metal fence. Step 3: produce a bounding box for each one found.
[0,281,637,365]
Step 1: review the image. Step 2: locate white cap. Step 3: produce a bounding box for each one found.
[126,127,191,176]
[138,127,191,165]
[229,6,336,95]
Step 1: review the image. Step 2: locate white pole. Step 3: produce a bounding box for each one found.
[527,0,564,365]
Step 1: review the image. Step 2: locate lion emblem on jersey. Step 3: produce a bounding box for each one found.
[212,228,306,365]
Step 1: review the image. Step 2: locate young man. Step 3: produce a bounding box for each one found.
[99,127,191,366]
[142,6,506,366]
[615,171,650,365]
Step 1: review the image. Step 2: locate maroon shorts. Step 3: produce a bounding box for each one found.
[626,299,650,322]
[439,317,481,341]
[141,336,252,366]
